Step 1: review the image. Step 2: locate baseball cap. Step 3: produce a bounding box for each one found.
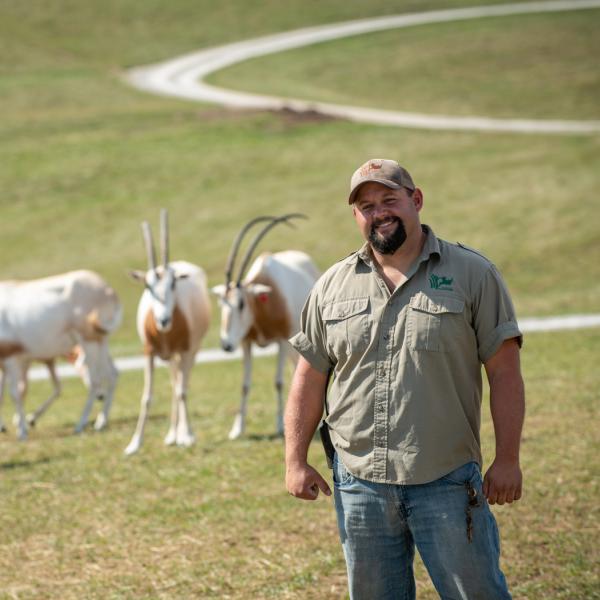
[348,159,415,204]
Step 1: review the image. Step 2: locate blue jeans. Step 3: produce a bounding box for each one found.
[333,455,512,600]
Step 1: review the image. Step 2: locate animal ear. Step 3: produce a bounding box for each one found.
[129,270,146,283]
[248,284,272,304]
[210,284,227,297]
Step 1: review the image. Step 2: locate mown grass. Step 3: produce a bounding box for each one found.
[0,329,598,599]
[0,0,599,597]
[210,10,600,119]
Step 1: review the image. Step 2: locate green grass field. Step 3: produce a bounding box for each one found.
[0,0,599,597]
[0,330,598,599]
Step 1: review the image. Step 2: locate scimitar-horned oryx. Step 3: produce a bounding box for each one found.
[125,209,211,455]
[212,214,320,439]
[0,271,122,439]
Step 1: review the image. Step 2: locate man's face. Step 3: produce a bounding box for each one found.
[352,182,423,255]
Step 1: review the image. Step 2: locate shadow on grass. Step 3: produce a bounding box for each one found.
[94,413,168,430]
[245,432,285,442]
[0,413,168,442]
[0,455,53,470]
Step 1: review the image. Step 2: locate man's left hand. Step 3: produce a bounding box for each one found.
[483,459,522,505]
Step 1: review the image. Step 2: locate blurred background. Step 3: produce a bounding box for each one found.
[0,1,598,598]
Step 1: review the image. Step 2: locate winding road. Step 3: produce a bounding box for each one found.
[126,0,600,135]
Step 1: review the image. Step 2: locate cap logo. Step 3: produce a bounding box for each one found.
[359,160,384,177]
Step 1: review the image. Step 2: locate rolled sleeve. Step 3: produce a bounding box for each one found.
[289,331,331,373]
[289,285,332,373]
[479,320,523,363]
[474,265,523,363]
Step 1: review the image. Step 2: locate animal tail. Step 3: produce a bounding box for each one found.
[87,291,123,335]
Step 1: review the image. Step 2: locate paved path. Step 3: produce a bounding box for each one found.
[27,314,600,381]
[126,0,600,135]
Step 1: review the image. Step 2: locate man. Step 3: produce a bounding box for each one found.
[285,159,525,599]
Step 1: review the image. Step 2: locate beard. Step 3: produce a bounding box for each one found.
[368,217,407,255]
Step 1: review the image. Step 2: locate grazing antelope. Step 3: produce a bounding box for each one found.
[125,209,211,455]
[212,214,319,439]
[0,272,122,439]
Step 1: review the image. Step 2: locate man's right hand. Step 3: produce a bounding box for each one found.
[286,462,331,500]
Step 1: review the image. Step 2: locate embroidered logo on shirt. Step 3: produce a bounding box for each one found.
[429,274,454,291]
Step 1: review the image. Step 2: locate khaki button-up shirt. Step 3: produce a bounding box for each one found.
[290,226,522,485]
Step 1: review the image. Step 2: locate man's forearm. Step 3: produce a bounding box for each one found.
[485,338,525,461]
[489,371,525,462]
[284,356,332,500]
[483,338,525,504]
[284,357,328,466]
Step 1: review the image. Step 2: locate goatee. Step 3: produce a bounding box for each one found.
[369,217,407,255]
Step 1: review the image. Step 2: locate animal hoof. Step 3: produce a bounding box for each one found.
[228,415,244,440]
[26,414,36,427]
[176,433,195,448]
[94,414,107,431]
[0,425,6,434]
[124,441,140,455]
[164,431,177,446]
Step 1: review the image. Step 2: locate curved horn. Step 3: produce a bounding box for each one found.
[236,213,308,285]
[225,216,276,288]
[141,221,157,271]
[160,209,169,267]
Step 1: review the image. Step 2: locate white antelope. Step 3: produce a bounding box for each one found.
[0,271,122,439]
[212,214,319,439]
[125,209,211,455]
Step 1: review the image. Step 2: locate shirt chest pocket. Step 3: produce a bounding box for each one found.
[407,293,465,352]
[322,297,371,358]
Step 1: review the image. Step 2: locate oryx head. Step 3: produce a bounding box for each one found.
[211,214,306,352]
[130,209,188,332]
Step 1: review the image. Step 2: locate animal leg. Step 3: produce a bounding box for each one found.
[0,367,6,433]
[27,360,61,427]
[74,343,102,434]
[93,342,118,431]
[164,360,180,446]
[7,362,28,440]
[274,341,289,437]
[229,340,252,440]
[125,354,154,455]
[175,352,195,448]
